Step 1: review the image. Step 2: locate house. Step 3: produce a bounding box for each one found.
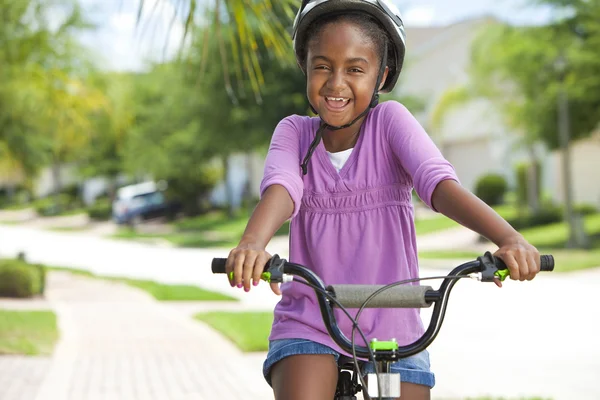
[394,17,599,208]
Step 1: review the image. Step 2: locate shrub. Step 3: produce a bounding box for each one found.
[87,198,112,221]
[475,174,508,206]
[33,194,74,216]
[575,203,598,216]
[515,161,542,207]
[507,205,563,230]
[0,259,46,298]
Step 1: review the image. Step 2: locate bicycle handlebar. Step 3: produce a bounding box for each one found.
[210,252,554,359]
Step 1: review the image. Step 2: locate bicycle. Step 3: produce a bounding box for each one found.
[211,251,555,400]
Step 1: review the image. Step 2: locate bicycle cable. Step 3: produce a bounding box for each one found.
[351,274,472,400]
[292,278,378,394]
[292,273,473,399]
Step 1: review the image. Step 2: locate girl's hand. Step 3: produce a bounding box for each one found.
[493,234,541,288]
[226,243,282,295]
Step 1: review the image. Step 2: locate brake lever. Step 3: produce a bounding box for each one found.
[263,254,290,283]
[477,251,508,282]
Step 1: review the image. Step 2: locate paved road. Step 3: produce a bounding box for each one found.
[1,224,599,399]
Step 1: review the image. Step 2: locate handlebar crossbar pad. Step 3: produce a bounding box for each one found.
[328,285,434,309]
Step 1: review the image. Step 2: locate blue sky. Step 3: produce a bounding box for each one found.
[75,0,554,72]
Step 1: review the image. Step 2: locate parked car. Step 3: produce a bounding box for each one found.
[112,181,180,225]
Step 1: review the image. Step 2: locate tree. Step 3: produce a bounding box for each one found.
[0,0,100,198]
[81,71,137,200]
[430,1,600,247]
[137,0,298,102]
[122,18,308,216]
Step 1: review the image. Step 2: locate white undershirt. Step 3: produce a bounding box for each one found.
[326,148,354,172]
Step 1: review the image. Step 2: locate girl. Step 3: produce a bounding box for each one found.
[224,1,541,399]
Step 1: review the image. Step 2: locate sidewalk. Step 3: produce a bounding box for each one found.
[1,223,599,399]
[0,271,274,400]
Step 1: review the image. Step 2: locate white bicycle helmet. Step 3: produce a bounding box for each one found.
[292,0,406,93]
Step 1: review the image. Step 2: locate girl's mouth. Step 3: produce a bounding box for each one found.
[324,96,351,112]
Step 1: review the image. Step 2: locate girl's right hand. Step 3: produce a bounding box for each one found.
[226,243,282,295]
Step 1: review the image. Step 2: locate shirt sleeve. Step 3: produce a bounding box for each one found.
[259,116,305,219]
[384,101,460,211]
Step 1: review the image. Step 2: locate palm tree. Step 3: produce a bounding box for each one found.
[138,0,298,102]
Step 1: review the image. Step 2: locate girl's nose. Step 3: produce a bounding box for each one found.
[327,70,345,91]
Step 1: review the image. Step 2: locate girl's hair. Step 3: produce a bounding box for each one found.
[297,12,395,73]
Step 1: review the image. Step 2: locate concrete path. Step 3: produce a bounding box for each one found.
[1,271,273,400]
[1,224,599,399]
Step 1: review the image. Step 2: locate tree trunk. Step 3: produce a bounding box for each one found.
[51,158,63,214]
[222,154,235,218]
[526,147,541,213]
[557,78,588,248]
[243,152,256,212]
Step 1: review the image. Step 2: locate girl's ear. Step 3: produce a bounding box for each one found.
[378,66,390,91]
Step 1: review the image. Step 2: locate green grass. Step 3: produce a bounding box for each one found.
[414,204,519,236]
[194,311,273,352]
[112,210,290,249]
[493,204,520,220]
[47,266,237,301]
[520,213,600,248]
[419,250,482,260]
[419,247,600,272]
[0,203,32,211]
[119,279,236,301]
[518,213,600,271]
[418,213,600,272]
[414,216,460,235]
[48,226,89,232]
[0,310,59,355]
[534,247,600,272]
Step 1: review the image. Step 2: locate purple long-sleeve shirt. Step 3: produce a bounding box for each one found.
[259,100,459,357]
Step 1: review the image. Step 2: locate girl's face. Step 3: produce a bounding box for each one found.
[306,20,388,128]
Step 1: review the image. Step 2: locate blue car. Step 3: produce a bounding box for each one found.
[112,182,179,225]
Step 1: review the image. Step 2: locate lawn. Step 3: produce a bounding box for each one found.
[0,310,59,355]
[194,311,273,352]
[414,204,522,236]
[419,250,482,260]
[47,266,237,301]
[520,213,600,248]
[112,210,290,248]
[418,213,600,272]
[414,215,460,235]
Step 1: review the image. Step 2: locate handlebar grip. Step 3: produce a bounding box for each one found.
[540,255,554,271]
[328,285,434,309]
[495,254,555,271]
[211,258,227,274]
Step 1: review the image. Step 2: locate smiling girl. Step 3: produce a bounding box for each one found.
[223,1,542,399]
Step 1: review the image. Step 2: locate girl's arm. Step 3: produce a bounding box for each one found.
[227,184,294,295]
[238,184,294,249]
[431,179,540,283]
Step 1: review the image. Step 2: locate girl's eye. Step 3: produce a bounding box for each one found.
[314,65,329,70]
[349,68,363,73]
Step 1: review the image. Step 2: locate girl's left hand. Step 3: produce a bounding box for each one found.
[493,234,541,288]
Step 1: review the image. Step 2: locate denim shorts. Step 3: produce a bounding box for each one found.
[262,338,435,389]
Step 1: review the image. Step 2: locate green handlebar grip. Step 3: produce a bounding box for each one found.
[228,271,272,282]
